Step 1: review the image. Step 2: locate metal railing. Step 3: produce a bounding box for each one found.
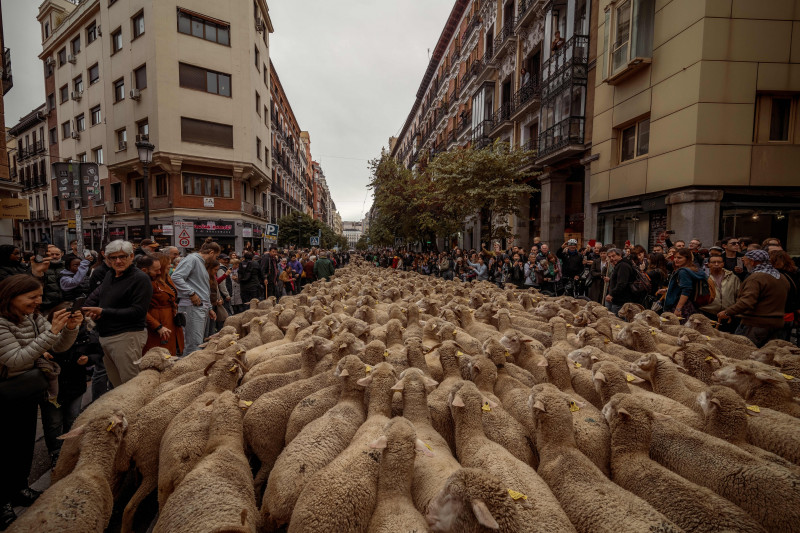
[511,79,541,114]
[472,119,493,147]
[448,87,458,109]
[493,18,517,57]
[464,13,481,41]
[490,102,512,129]
[540,34,589,102]
[457,114,471,135]
[538,116,585,157]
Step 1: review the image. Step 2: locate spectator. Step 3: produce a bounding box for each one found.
[87,249,110,294]
[588,247,609,303]
[205,258,225,337]
[260,246,279,298]
[314,251,335,281]
[238,252,262,304]
[718,249,791,347]
[699,255,741,332]
[769,250,799,342]
[302,255,316,287]
[605,248,637,315]
[170,241,220,356]
[141,253,184,357]
[0,245,27,281]
[135,239,159,257]
[557,239,584,283]
[83,240,153,386]
[32,245,66,314]
[217,254,233,315]
[644,252,669,298]
[0,275,81,528]
[59,254,93,300]
[762,237,782,249]
[536,252,561,295]
[228,259,244,313]
[659,248,708,319]
[466,255,489,282]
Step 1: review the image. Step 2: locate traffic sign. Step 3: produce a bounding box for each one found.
[174,220,194,249]
[310,236,320,246]
[265,223,279,237]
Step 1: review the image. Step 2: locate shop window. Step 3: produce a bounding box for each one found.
[603,0,654,83]
[619,117,649,163]
[754,94,798,143]
[182,172,233,197]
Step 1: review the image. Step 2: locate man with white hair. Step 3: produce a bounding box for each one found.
[84,240,153,385]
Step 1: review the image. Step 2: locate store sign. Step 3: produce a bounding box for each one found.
[109,227,126,239]
[242,227,253,238]
[252,225,263,238]
[161,224,173,236]
[642,196,667,212]
[0,198,29,220]
[194,220,234,237]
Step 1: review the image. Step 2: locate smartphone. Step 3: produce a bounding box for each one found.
[70,296,87,313]
[34,243,49,263]
[665,230,676,235]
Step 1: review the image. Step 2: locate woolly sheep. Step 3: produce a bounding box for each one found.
[711,362,800,417]
[284,383,340,444]
[427,341,468,454]
[629,353,709,409]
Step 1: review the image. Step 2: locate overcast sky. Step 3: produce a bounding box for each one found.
[3,0,454,222]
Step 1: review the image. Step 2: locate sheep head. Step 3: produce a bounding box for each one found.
[602,393,661,450]
[135,347,174,371]
[567,347,603,370]
[58,410,128,443]
[696,385,751,442]
[629,353,660,383]
[711,362,793,398]
[528,383,583,447]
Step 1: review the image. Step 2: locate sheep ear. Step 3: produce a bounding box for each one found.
[590,355,599,363]
[532,400,546,412]
[423,376,439,388]
[390,379,404,391]
[58,423,86,440]
[537,358,549,367]
[471,499,500,530]
[357,375,373,387]
[369,435,387,450]
[571,398,586,409]
[415,439,435,457]
[132,357,143,366]
[593,370,606,383]
[203,361,216,376]
[710,398,722,408]
[754,371,782,384]
[338,368,350,378]
[616,407,631,419]
[652,411,672,421]
[451,394,465,408]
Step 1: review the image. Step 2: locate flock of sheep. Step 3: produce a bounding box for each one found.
[9,256,800,533]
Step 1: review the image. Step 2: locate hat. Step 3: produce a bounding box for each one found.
[709,246,724,253]
[219,254,230,260]
[567,239,578,245]
[140,239,159,248]
[745,249,769,262]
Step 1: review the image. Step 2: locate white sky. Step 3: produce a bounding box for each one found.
[3,0,455,222]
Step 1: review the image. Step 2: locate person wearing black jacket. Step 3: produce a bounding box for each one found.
[605,248,637,315]
[0,245,27,281]
[238,252,262,304]
[557,239,585,281]
[83,240,152,386]
[260,246,279,299]
[88,250,111,294]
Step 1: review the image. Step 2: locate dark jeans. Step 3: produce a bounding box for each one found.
[734,323,782,348]
[0,398,38,503]
[40,394,83,455]
[87,350,109,402]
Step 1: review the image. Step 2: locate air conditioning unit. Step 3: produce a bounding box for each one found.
[119,140,127,150]
[67,54,77,64]
[45,57,55,67]
[130,88,141,101]
[255,19,266,33]
[52,210,61,218]
[70,131,80,140]
[130,197,143,209]
[104,201,116,213]
[71,90,82,101]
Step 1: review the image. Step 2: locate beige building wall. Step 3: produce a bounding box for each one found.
[591,0,800,250]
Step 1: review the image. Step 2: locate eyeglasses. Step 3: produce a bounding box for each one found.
[728,241,739,245]
[107,254,130,262]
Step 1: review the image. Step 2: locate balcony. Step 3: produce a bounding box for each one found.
[472,119,493,149]
[38,210,45,220]
[447,128,458,148]
[492,18,517,61]
[510,79,541,119]
[473,54,496,87]
[489,102,513,136]
[2,48,12,95]
[541,34,589,104]
[519,137,540,168]
[463,13,482,42]
[516,0,544,29]
[450,43,461,65]
[448,87,458,110]
[536,116,585,164]
[457,113,471,136]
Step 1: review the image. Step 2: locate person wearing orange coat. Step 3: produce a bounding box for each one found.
[140,253,184,356]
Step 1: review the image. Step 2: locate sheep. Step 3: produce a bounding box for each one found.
[284,383,340,444]
[567,346,631,372]
[159,333,240,382]
[617,302,645,322]
[542,344,602,412]
[427,341,467,454]
[750,347,800,395]
[117,356,244,532]
[449,381,576,532]
[711,362,800,418]
[591,361,703,429]
[629,353,708,410]
[499,331,548,384]
[615,322,680,357]
[697,386,800,475]
[7,412,128,533]
[530,384,681,533]
[287,362,398,533]
[264,354,370,526]
[576,327,643,362]
[152,391,260,533]
[685,313,756,344]
[245,333,332,366]
[495,308,553,347]
[482,336,537,389]
[366,417,432,533]
[645,397,800,531]
[426,468,535,532]
[240,338,320,384]
[52,347,173,483]
[235,344,328,402]
[602,394,766,533]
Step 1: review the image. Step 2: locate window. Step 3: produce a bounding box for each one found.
[116,128,127,150]
[76,114,85,132]
[132,11,145,39]
[49,128,57,145]
[257,137,262,159]
[254,45,260,69]
[263,64,268,86]
[87,22,98,44]
[137,118,149,137]
[73,75,83,93]
[113,78,125,102]
[611,1,631,74]
[93,146,104,165]
[58,47,67,66]
[619,117,649,162]
[90,105,102,125]
[78,152,87,163]
[134,64,147,89]
[177,9,230,45]
[770,97,792,141]
[111,28,122,53]
[47,93,55,111]
[155,174,168,196]
[182,172,233,197]
[44,22,50,39]
[109,0,118,6]
[62,121,71,139]
[264,105,268,126]
[134,179,144,198]
[256,91,261,114]
[755,94,798,143]
[181,117,234,148]
[71,36,81,55]
[88,63,99,84]
[111,183,122,203]
[60,85,69,103]
[178,63,231,96]
[605,0,654,80]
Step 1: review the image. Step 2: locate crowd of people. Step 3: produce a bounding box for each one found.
[0,238,348,529]
[366,233,799,347]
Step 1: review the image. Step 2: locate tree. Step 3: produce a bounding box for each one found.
[276,211,346,249]
[355,235,369,251]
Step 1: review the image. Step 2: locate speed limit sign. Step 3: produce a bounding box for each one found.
[175,221,194,248]
[179,236,191,247]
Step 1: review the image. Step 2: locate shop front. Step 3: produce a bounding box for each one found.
[596,195,667,249]
[193,219,236,252]
[127,224,174,248]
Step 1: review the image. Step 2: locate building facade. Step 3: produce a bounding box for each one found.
[342,220,362,248]
[1,6,23,245]
[390,0,598,249]
[38,0,275,251]
[590,0,800,255]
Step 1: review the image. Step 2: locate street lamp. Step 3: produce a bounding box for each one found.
[135,136,155,239]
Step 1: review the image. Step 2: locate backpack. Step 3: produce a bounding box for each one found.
[692,276,716,307]
[631,268,652,295]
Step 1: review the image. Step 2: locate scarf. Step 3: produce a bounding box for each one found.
[751,262,781,280]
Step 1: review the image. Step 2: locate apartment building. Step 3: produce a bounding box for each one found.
[390,0,598,248]
[38,0,274,251]
[269,59,310,223]
[8,105,52,249]
[342,220,362,248]
[312,160,334,227]
[1,7,23,245]
[590,0,800,254]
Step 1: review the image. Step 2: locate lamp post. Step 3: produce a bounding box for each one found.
[135,136,155,239]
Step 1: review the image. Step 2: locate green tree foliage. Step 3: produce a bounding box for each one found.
[368,143,538,247]
[355,235,369,250]
[276,211,347,249]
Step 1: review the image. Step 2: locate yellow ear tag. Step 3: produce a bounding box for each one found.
[423,441,433,451]
[365,365,372,373]
[746,405,761,413]
[781,373,795,380]
[651,331,657,335]
[106,422,115,432]
[504,351,511,357]
[615,325,621,329]
[481,403,492,412]
[240,400,253,410]
[164,354,171,359]
[625,374,636,382]
[236,350,245,355]
[574,362,582,369]
[705,335,710,340]
[604,339,610,344]
[383,351,389,358]
[229,365,238,372]
[508,489,528,501]
[704,356,713,362]
[229,341,236,346]
[457,351,464,357]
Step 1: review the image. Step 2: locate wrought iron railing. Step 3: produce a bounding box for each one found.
[472,119,493,147]
[538,116,585,157]
[540,34,589,102]
[458,114,471,135]
[490,102,512,129]
[511,79,541,113]
[464,13,481,41]
[493,18,517,56]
